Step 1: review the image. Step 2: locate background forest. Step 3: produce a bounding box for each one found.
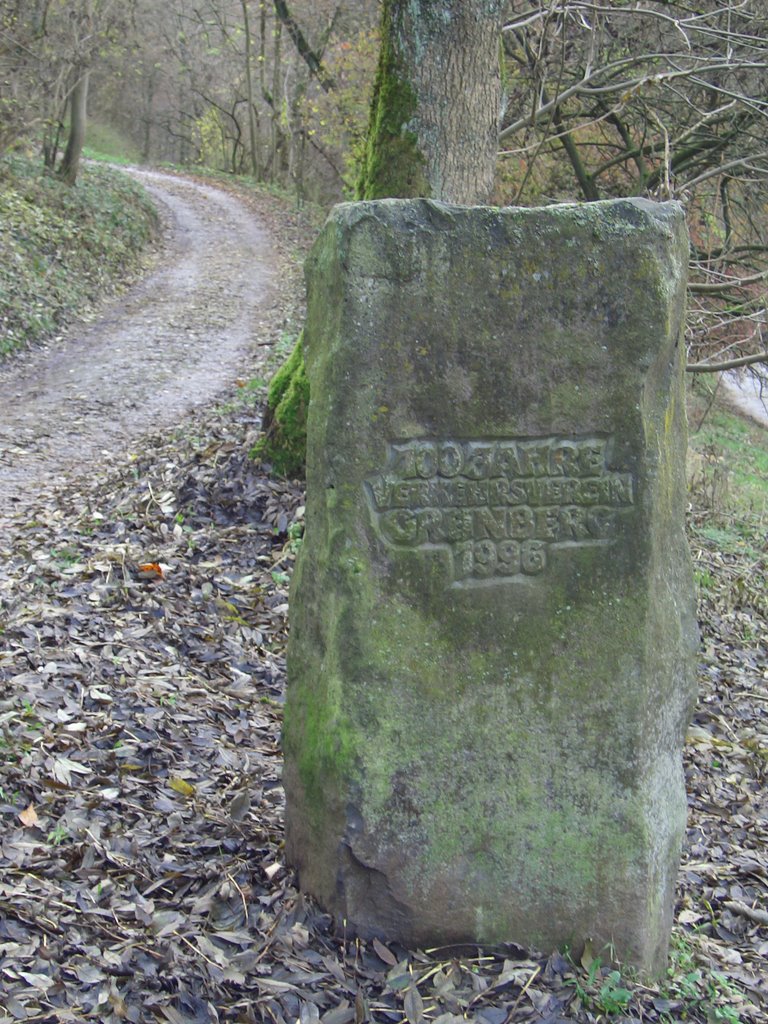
[2,0,767,375]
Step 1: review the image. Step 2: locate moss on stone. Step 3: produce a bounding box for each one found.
[283,668,357,823]
[355,2,430,201]
[251,332,309,478]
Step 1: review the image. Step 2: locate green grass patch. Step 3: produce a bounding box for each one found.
[687,380,767,614]
[662,929,748,1024]
[0,154,158,358]
[689,380,768,518]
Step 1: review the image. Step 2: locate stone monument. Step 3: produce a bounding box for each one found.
[283,198,698,974]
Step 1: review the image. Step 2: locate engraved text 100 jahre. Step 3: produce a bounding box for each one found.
[364,437,635,584]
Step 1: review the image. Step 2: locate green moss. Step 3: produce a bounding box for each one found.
[266,331,303,410]
[284,552,371,828]
[289,480,683,941]
[283,670,357,817]
[251,331,309,478]
[355,2,430,200]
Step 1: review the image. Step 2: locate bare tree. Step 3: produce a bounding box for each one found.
[499,0,768,374]
[0,0,131,182]
[58,65,89,184]
[0,0,60,157]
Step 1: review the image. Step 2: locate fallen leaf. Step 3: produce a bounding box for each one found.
[580,939,595,972]
[373,937,397,966]
[19,804,39,827]
[169,777,196,797]
[228,789,251,821]
[138,561,165,579]
[404,984,424,1024]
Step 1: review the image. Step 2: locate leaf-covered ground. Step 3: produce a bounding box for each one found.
[1,188,767,1023]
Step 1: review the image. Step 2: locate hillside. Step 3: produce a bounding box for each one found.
[0,156,158,358]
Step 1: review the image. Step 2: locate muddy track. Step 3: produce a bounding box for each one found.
[0,169,278,527]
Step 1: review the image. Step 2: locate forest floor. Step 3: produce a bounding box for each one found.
[0,172,766,1024]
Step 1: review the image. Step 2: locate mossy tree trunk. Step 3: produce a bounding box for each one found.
[358,0,503,205]
[257,0,504,476]
[252,332,309,478]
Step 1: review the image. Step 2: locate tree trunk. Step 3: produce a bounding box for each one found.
[58,67,89,186]
[141,67,157,163]
[241,0,260,178]
[357,0,503,203]
[258,0,504,476]
[270,15,283,182]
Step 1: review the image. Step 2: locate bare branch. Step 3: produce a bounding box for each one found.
[689,268,768,293]
[272,0,335,92]
[500,57,767,141]
[682,151,768,191]
[687,351,768,372]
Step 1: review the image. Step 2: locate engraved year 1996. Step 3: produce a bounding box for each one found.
[364,436,635,585]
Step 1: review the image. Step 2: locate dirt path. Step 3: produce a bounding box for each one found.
[0,169,278,526]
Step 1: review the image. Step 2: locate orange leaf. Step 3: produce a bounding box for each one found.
[138,562,164,579]
[19,803,39,827]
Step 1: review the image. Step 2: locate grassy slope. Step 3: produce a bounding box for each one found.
[83,121,143,165]
[681,388,767,1024]
[0,154,158,358]
[688,379,768,568]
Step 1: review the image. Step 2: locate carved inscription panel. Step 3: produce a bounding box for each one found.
[364,437,635,585]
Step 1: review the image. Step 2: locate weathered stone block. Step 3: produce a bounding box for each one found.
[284,198,698,974]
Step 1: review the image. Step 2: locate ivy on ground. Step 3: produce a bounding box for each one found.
[0,155,158,358]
